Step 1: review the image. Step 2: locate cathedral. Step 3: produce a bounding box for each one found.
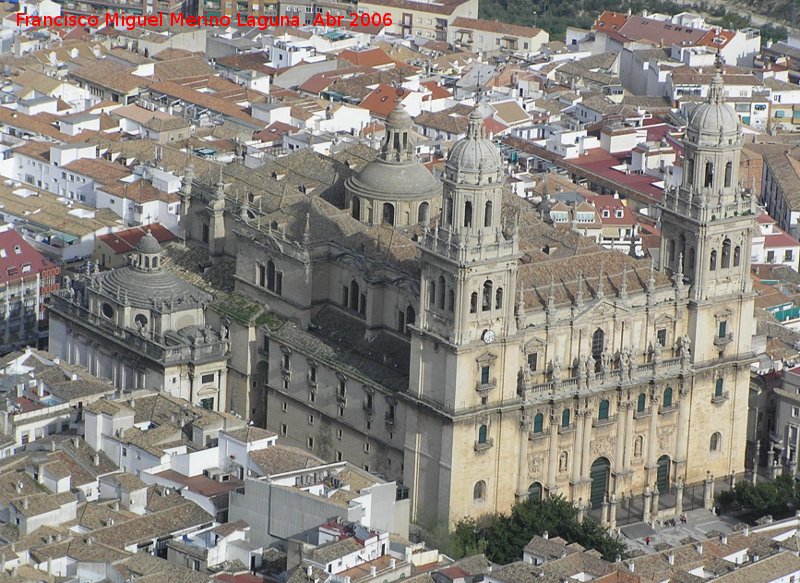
[49,66,756,528]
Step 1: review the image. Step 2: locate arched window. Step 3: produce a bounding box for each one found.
[686,157,694,183]
[528,482,542,501]
[668,239,675,268]
[478,424,488,444]
[533,413,544,433]
[495,287,503,309]
[482,280,493,311]
[352,195,361,220]
[438,276,446,309]
[715,378,724,397]
[473,480,486,501]
[144,256,150,269]
[152,257,158,268]
[663,386,673,408]
[484,201,493,227]
[724,161,732,188]
[464,201,473,227]
[470,292,478,314]
[704,161,713,188]
[561,408,571,427]
[591,328,604,372]
[637,393,646,413]
[445,197,453,225]
[598,399,610,420]
[710,250,717,270]
[418,202,429,224]
[733,246,741,267]
[448,290,455,312]
[267,260,276,291]
[721,239,731,268]
[350,280,360,311]
[382,203,395,226]
[678,234,686,271]
[710,432,721,452]
[406,305,415,326]
[428,280,436,308]
[688,247,695,271]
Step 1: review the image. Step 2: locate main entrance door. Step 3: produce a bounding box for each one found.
[590,457,610,507]
[657,455,671,492]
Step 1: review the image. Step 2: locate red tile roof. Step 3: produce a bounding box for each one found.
[97,224,175,255]
[338,48,394,68]
[421,80,453,100]
[253,121,298,144]
[0,230,58,287]
[360,84,415,118]
[764,232,800,249]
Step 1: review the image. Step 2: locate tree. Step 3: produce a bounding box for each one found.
[717,474,799,520]
[449,496,627,563]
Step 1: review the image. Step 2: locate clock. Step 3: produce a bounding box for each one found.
[482,329,496,344]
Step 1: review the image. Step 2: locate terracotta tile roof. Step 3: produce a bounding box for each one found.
[147,80,260,125]
[62,158,130,185]
[360,84,417,118]
[452,16,543,38]
[360,0,471,15]
[253,121,299,144]
[338,48,395,68]
[0,230,57,287]
[248,444,327,476]
[71,60,147,94]
[98,224,176,255]
[670,65,760,86]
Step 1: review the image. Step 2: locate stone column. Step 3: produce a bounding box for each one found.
[651,485,660,523]
[577,498,586,523]
[601,496,609,526]
[547,410,559,493]
[572,409,585,487]
[675,479,684,517]
[703,472,714,510]
[624,401,635,472]
[516,412,531,500]
[789,458,797,480]
[674,384,690,473]
[643,487,652,523]
[646,390,660,486]
[581,406,593,501]
[65,335,73,364]
[752,439,761,485]
[608,494,618,530]
[614,395,627,480]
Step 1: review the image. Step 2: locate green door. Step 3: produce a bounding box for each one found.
[590,458,610,507]
[657,455,670,492]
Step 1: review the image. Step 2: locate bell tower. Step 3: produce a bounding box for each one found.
[405,108,523,525]
[659,56,756,362]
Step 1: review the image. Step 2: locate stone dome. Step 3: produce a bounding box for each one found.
[687,70,740,138]
[136,230,161,254]
[445,108,502,175]
[94,267,211,312]
[346,104,440,201]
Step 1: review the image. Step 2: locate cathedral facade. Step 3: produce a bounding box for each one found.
[54,67,756,527]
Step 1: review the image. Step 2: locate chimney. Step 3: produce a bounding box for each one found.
[306,565,313,577]
[86,536,94,546]
[668,552,674,565]
[72,437,79,448]
[113,501,119,511]
[752,553,760,562]
[744,526,750,537]
[615,554,621,563]
[15,481,22,494]
[695,543,703,555]
[390,558,396,569]
[22,498,28,510]
[626,560,635,573]
[543,530,549,540]
[71,373,78,381]
[53,358,59,365]
[94,453,100,466]
[370,566,377,576]
[720,534,728,545]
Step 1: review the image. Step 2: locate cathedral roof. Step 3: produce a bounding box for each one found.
[92,264,211,312]
[686,60,740,138]
[135,230,161,254]
[445,108,503,175]
[346,103,440,201]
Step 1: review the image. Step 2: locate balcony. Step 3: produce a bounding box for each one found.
[385,413,396,431]
[712,391,730,405]
[336,393,347,406]
[593,415,617,428]
[362,402,373,416]
[714,333,734,347]
[474,438,494,451]
[475,378,497,395]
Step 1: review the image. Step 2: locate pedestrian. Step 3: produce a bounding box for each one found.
[645,536,651,546]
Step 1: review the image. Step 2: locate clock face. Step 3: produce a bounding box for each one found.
[483,329,496,344]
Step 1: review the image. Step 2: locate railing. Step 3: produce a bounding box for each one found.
[712,391,730,405]
[521,357,683,400]
[475,378,497,394]
[474,438,494,451]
